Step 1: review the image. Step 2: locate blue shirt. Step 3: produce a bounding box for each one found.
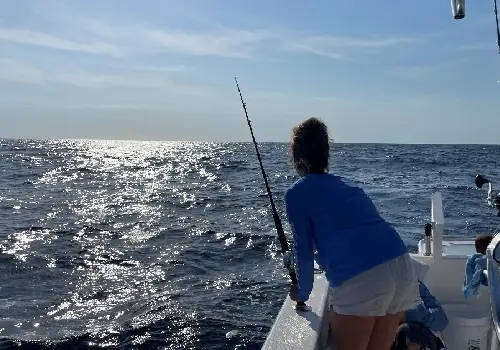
[406,281,449,332]
[463,253,488,300]
[285,173,407,302]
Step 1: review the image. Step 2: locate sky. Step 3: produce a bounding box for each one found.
[0,0,499,143]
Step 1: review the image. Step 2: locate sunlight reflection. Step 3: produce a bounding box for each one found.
[0,140,280,347]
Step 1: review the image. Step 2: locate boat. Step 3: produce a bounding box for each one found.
[263,174,500,350]
[261,0,500,345]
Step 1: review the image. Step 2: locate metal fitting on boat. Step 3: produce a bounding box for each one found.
[424,222,432,256]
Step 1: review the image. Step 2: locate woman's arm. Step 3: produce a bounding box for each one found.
[285,189,315,302]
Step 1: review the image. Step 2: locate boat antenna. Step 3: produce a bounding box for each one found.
[494,0,500,52]
[234,76,298,285]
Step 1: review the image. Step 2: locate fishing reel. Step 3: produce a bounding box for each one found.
[282,251,294,272]
[475,174,500,216]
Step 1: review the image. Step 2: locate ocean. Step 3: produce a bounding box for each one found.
[0,139,499,349]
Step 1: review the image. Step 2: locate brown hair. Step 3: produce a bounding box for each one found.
[290,117,330,174]
[475,234,493,255]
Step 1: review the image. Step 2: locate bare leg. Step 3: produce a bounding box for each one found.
[330,311,376,350]
[366,312,404,350]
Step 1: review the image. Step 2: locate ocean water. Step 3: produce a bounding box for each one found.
[0,139,499,350]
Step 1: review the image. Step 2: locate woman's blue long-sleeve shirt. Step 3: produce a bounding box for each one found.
[285,173,407,302]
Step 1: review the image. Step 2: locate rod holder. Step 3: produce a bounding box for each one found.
[424,222,432,256]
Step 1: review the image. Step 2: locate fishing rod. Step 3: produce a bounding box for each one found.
[234,76,298,286]
[494,0,500,52]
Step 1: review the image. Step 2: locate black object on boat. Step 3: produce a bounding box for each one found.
[475,174,500,216]
[476,174,490,188]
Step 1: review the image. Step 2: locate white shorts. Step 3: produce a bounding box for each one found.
[328,253,421,316]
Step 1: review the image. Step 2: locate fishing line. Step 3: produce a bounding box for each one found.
[234,76,298,285]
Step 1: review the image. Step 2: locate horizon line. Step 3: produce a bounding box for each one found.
[0,136,499,146]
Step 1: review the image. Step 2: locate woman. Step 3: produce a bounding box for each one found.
[285,117,420,350]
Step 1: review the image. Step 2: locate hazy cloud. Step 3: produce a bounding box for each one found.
[283,35,419,59]
[0,27,121,56]
[0,58,45,84]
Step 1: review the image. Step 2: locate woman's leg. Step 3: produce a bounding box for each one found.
[329,254,420,350]
[366,312,404,350]
[330,311,376,350]
[327,261,397,350]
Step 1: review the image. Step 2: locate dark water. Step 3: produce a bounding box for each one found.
[0,140,499,349]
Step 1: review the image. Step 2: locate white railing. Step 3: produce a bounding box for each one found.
[261,271,330,350]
